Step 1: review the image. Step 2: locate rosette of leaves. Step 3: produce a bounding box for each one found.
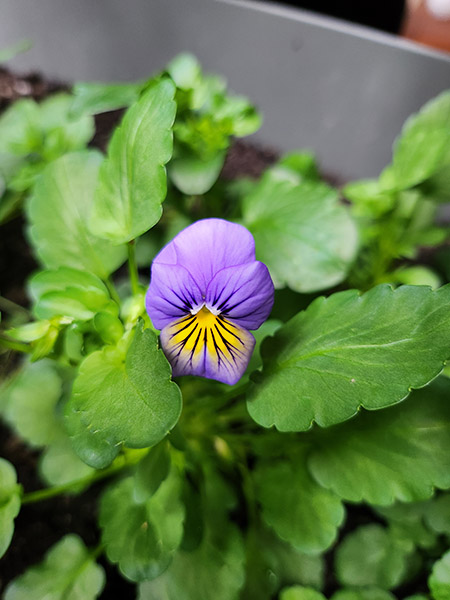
[1,56,450,600]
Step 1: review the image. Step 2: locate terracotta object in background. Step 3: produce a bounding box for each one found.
[402,0,450,52]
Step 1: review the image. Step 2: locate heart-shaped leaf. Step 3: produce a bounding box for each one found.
[65,321,182,468]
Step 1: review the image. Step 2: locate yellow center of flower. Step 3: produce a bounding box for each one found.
[166,306,248,362]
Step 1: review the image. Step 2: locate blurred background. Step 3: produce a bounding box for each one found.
[265,0,450,52]
[1,0,450,182]
[267,0,406,34]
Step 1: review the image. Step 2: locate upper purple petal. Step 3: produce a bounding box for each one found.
[206,262,274,330]
[153,218,256,292]
[145,263,203,329]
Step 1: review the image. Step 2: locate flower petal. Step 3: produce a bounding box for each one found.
[154,218,256,292]
[160,308,255,385]
[145,263,203,330]
[206,261,274,330]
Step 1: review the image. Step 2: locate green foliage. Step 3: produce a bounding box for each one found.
[138,469,246,600]
[242,171,358,293]
[280,587,326,600]
[1,360,94,489]
[242,525,324,599]
[2,57,450,600]
[133,441,171,503]
[65,321,182,468]
[308,378,450,504]
[29,267,118,321]
[253,451,345,554]
[429,551,450,600]
[346,91,450,289]
[248,284,450,431]
[0,459,21,559]
[90,78,176,243]
[2,360,61,447]
[4,535,105,600]
[388,91,450,190]
[376,502,437,549]
[70,81,142,118]
[335,524,413,589]
[100,467,184,581]
[166,53,261,195]
[331,590,396,600]
[424,494,450,535]
[27,151,126,278]
[0,93,94,223]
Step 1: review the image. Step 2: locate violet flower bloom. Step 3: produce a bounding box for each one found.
[145,218,274,385]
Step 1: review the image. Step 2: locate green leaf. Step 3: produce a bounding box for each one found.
[0,458,21,559]
[331,589,396,600]
[64,404,118,470]
[343,179,396,217]
[4,534,105,600]
[168,150,226,195]
[138,523,245,599]
[248,284,450,432]
[424,494,450,535]
[277,151,320,182]
[335,524,413,590]
[6,320,51,343]
[376,501,437,549]
[27,151,126,278]
[0,39,32,63]
[3,360,62,448]
[245,318,282,376]
[418,163,450,203]
[242,174,358,293]
[253,451,345,554]
[166,53,201,91]
[93,312,124,344]
[388,91,450,190]
[0,94,93,160]
[90,78,176,243]
[242,525,324,600]
[133,441,171,503]
[391,266,441,289]
[100,467,184,581]
[179,471,204,552]
[39,435,94,489]
[138,466,245,600]
[429,551,450,600]
[0,99,41,155]
[70,81,142,118]
[280,587,326,600]
[38,93,94,159]
[65,321,182,468]
[30,267,117,321]
[308,377,450,504]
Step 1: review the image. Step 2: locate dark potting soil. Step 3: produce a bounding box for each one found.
[0,67,281,598]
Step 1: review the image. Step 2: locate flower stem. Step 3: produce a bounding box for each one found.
[21,451,143,505]
[127,240,140,296]
[104,276,121,306]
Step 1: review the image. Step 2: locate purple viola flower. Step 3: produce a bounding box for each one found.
[145,218,274,385]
